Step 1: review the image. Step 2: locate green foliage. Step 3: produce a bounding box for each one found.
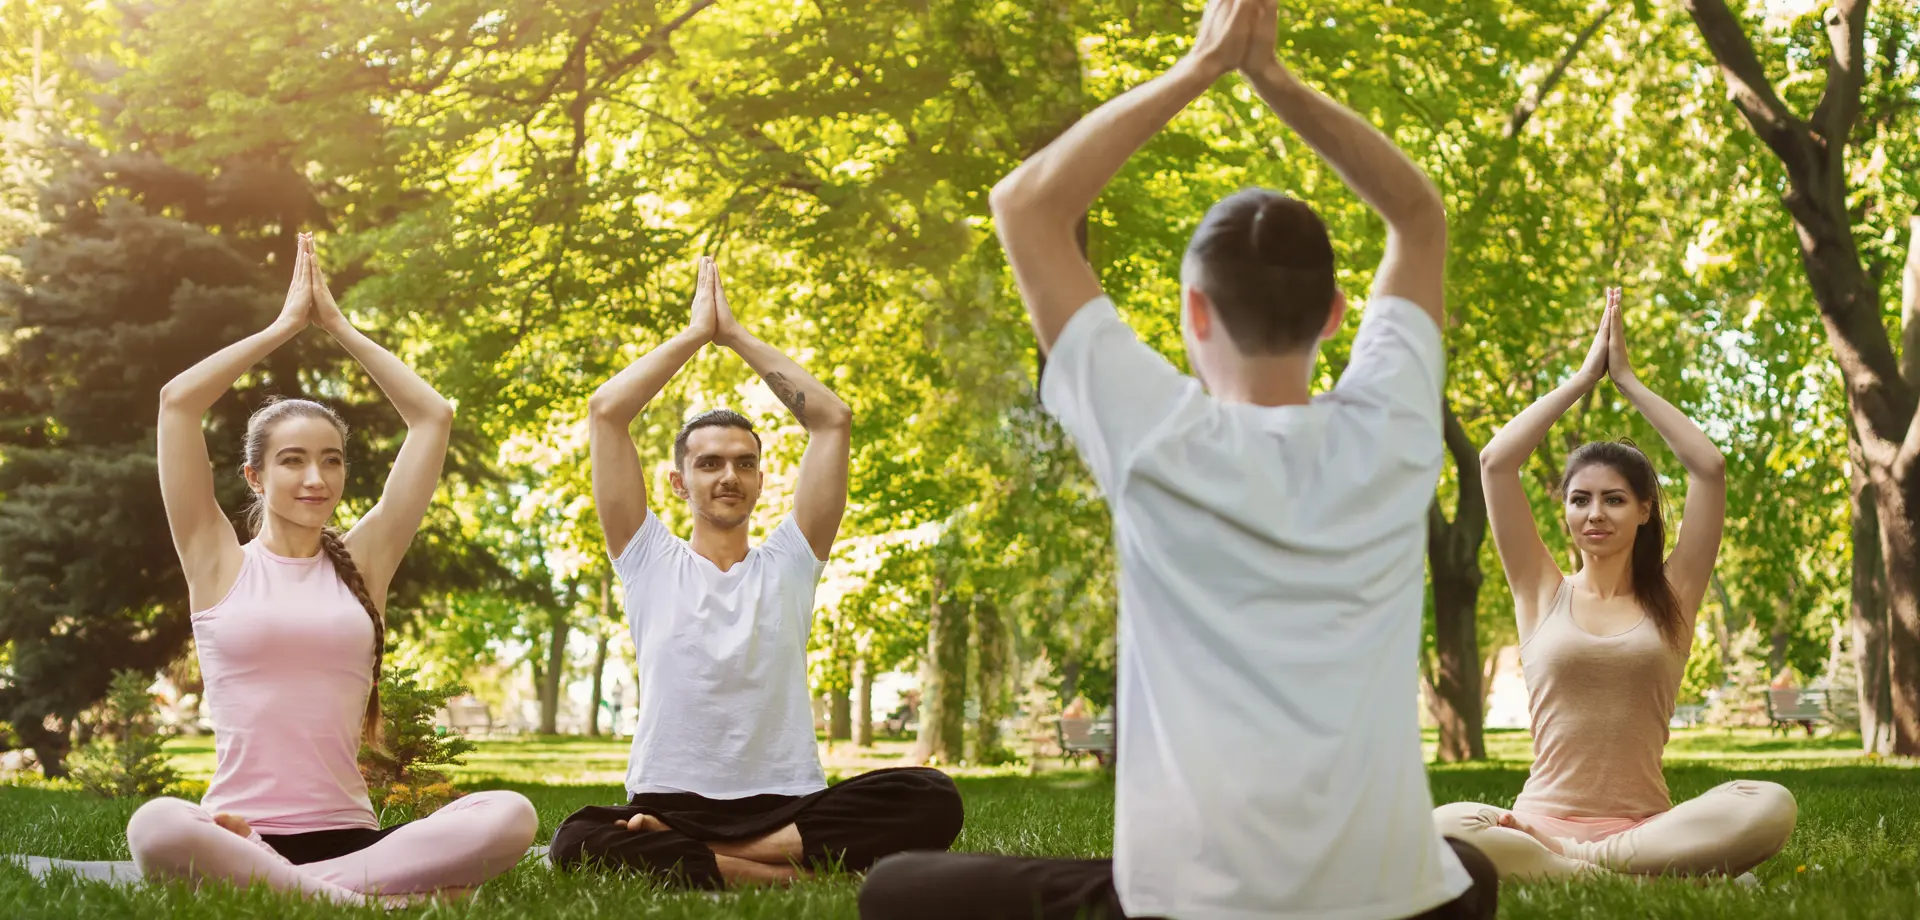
[65,670,180,799]
[358,667,474,820]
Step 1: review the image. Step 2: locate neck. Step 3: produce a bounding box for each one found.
[1576,549,1635,598]
[689,516,752,572]
[257,516,324,558]
[1203,349,1318,407]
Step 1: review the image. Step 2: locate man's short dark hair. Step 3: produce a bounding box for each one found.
[673,409,761,469]
[1184,188,1337,355]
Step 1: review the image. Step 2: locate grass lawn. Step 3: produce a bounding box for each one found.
[3,728,1915,918]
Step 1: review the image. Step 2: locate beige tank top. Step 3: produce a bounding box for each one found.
[1511,579,1686,820]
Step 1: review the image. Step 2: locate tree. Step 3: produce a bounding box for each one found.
[1683,0,1920,754]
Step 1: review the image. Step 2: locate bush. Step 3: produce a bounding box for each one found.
[66,670,181,799]
[358,667,474,820]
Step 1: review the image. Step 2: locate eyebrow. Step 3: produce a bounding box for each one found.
[693,452,758,462]
[1569,488,1627,496]
[275,446,345,457]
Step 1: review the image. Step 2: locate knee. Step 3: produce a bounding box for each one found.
[1735,781,1798,848]
[547,811,596,872]
[904,770,964,848]
[1432,801,1501,838]
[126,797,207,873]
[478,791,540,851]
[858,852,945,919]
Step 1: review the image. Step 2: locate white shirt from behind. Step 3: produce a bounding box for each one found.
[1040,295,1472,920]
[612,512,829,799]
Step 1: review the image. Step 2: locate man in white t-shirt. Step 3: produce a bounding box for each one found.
[860,2,1497,919]
[550,257,963,889]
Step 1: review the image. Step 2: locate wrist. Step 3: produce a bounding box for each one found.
[1242,56,1294,89]
[1175,53,1231,86]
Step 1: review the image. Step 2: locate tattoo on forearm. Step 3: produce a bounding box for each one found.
[764,372,808,424]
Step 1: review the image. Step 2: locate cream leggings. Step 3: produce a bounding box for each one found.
[1432,780,1797,880]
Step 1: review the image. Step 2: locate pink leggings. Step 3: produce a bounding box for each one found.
[126,791,538,903]
[1432,780,1796,880]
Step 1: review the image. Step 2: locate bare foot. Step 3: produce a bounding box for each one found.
[709,823,804,866]
[212,813,253,839]
[617,814,671,833]
[715,854,804,887]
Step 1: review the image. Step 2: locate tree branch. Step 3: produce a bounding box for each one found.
[1444,399,1487,531]
[1508,3,1616,138]
[1810,0,1870,153]
[1903,217,1920,389]
[1682,0,1818,171]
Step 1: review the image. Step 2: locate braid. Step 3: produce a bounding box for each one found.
[319,527,386,752]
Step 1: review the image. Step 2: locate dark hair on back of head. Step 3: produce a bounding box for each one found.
[1184,188,1337,355]
[1559,438,1687,650]
[240,397,387,753]
[673,409,762,468]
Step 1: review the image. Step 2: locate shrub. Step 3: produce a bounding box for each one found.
[358,667,474,820]
[67,670,181,798]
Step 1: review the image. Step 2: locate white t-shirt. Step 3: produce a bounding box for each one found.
[1041,295,1472,920]
[612,511,829,798]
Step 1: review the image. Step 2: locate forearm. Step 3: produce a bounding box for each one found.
[1481,378,1596,472]
[588,331,706,424]
[159,321,302,413]
[725,331,851,431]
[989,57,1217,226]
[1614,375,1725,479]
[325,322,452,427]
[1244,61,1443,233]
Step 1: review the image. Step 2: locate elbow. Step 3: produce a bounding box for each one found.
[157,380,192,414]
[585,387,616,420]
[422,396,455,429]
[1392,191,1448,246]
[806,395,852,435]
[988,169,1048,227]
[1693,449,1727,483]
[1477,446,1518,476]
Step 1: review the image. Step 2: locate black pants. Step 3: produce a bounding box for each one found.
[858,838,1500,920]
[260,824,406,865]
[550,767,964,889]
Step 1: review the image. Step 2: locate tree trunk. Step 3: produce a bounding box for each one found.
[971,597,1010,763]
[914,576,971,766]
[828,684,852,742]
[1710,573,1738,669]
[1427,405,1489,762]
[541,608,570,735]
[1684,0,1920,756]
[24,721,70,779]
[1873,465,1920,754]
[853,655,873,747]
[588,570,612,737]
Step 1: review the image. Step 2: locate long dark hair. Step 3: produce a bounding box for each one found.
[241,397,385,751]
[1560,439,1687,649]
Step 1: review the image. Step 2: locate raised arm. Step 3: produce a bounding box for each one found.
[588,259,714,558]
[712,266,851,561]
[158,237,312,610]
[1239,4,1447,324]
[1606,296,1726,619]
[307,237,454,603]
[990,0,1264,352]
[1481,293,1614,634]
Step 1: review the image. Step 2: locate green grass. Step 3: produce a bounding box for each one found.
[3,730,1916,918]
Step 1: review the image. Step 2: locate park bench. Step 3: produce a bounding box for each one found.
[445,698,496,736]
[1764,688,1830,737]
[1057,717,1115,767]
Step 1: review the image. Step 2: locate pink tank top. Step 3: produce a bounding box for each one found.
[192,540,378,832]
[1511,579,1686,821]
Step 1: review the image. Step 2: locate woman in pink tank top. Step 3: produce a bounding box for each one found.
[122,234,536,904]
[1433,289,1795,881]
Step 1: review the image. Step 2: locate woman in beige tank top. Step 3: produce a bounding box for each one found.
[1432,290,1796,881]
